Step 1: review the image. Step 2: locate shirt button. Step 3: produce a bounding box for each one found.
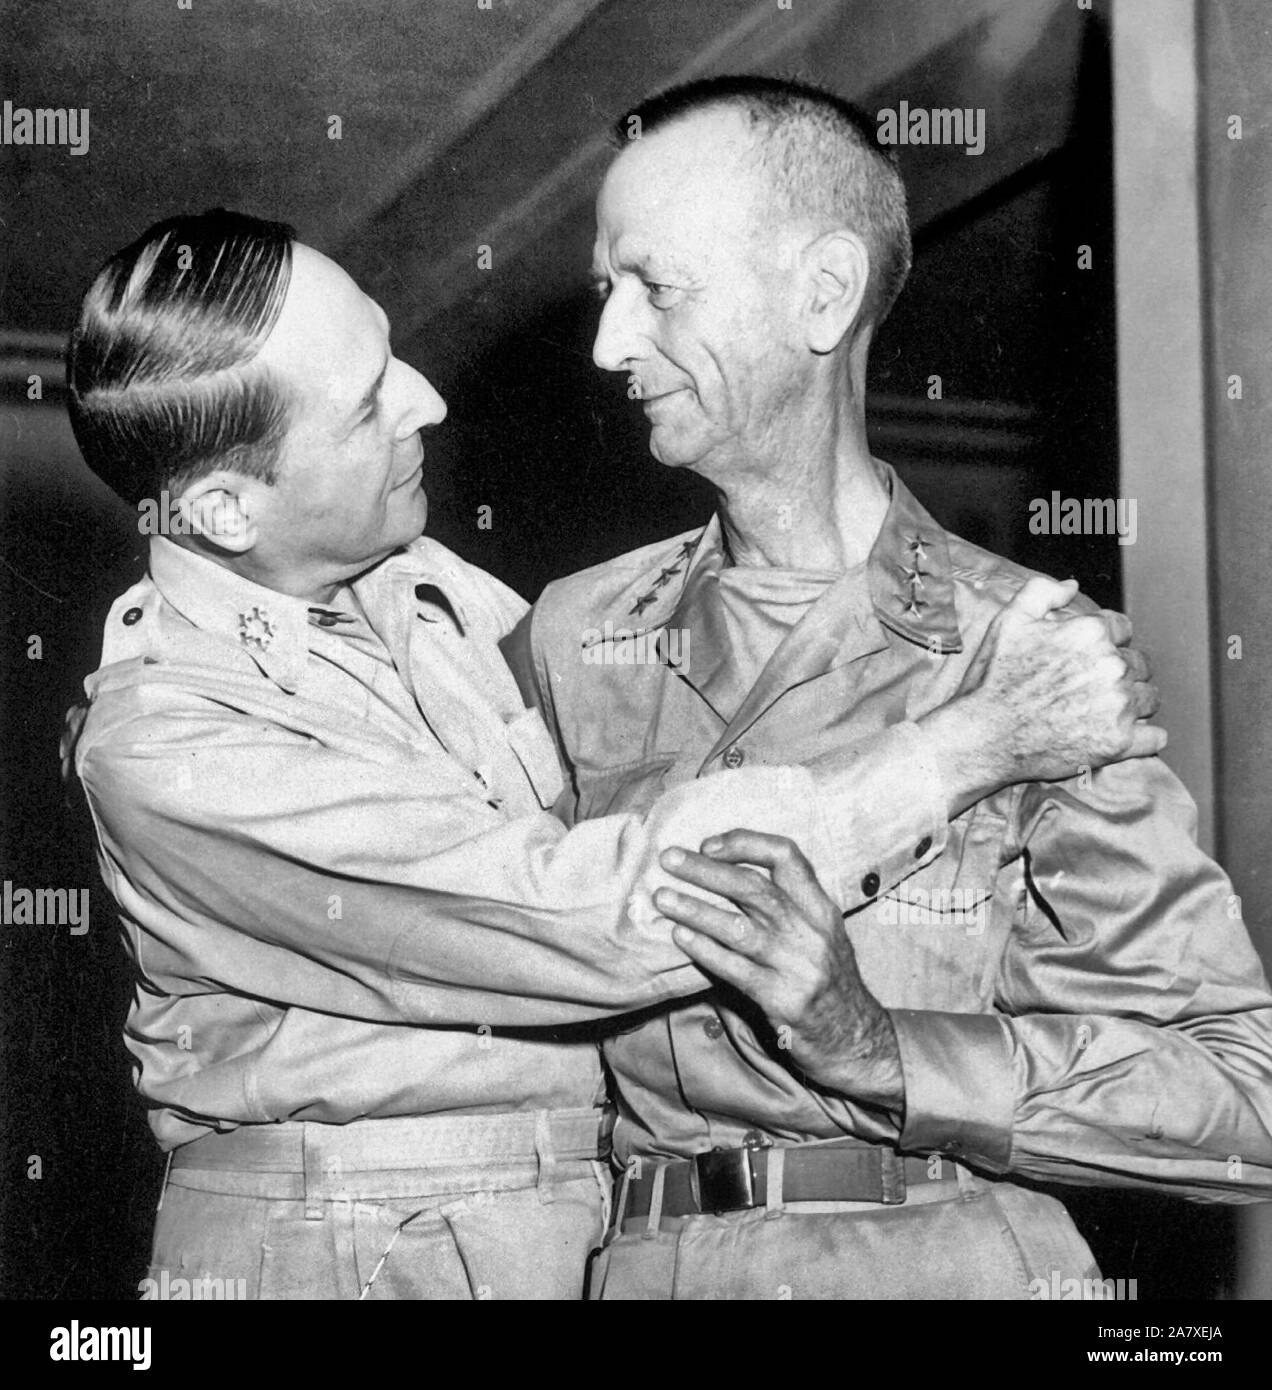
[122,607,143,626]
[915,836,932,858]
[861,871,881,898]
[722,745,745,769]
[702,1015,725,1040]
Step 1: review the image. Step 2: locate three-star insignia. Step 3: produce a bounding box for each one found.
[898,546,930,620]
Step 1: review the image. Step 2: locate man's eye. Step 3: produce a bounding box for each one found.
[644,281,678,307]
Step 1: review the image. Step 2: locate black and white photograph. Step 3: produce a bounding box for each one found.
[1,0,1269,1348]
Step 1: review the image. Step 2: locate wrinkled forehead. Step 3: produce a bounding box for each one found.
[594,109,774,270]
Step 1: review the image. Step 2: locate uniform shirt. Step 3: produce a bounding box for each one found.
[71,535,949,1150]
[515,465,1272,1200]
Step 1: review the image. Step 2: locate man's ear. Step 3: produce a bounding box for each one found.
[801,230,871,354]
[174,473,261,554]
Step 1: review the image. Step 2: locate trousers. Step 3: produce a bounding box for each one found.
[588,1157,1099,1300]
[146,1108,611,1300]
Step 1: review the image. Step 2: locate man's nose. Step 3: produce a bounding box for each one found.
[396,361,447,430]
[592,290,639,374]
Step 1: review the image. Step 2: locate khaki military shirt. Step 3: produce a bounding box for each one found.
[72,535,949,1149]
[515,466,1272,1200]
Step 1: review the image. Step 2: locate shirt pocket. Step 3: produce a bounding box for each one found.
[854,805,1008,1012]
[502,707,566,810]
[575,753,681,821]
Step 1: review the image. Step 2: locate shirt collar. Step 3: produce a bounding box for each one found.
[612,462,963,655]
[148,538,476,693]
[869,463,962,654]
[148,537,315,693]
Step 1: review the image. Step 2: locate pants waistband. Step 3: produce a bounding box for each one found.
[167,1108,612,1212]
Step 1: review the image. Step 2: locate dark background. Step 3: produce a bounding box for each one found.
[0,0,1255,1298]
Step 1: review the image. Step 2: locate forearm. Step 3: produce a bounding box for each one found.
[87,717,953,1027]
[813,1003,906,1118]
[916,697,1018,820]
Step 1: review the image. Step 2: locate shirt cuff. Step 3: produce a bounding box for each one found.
[809,721,949,909]
[891,1009,1015,1170]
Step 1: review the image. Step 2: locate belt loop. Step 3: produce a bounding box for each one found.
[534,1109,558,1204]
[644,1161,667,1239]
[763,1148,786,1219]
[879,1148,908,1204]
[611,1158,635,1238]
[302,1123,325,1221]
[954,1159,981,1202]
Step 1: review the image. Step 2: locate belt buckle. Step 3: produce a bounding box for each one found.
[692,1132,769,1214]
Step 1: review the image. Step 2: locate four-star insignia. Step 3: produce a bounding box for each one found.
[238,605,276,652]
[627,540,699,617]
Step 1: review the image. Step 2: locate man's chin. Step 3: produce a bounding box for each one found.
[647,426,703,470]
[391,491,429,547]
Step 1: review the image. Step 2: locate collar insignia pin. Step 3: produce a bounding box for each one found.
[238,605,277,652]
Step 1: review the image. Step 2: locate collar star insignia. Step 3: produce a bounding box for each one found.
[901,595,928,618]
[899,564,926,589]
[906,534,929,563]
[628,539,699,615]
[238,605,277,651]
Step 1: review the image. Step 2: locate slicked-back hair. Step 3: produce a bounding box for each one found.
[614,75,912,330]
[66,208,297,508]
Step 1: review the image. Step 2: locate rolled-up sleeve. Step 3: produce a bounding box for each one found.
[893,756,1272,1200]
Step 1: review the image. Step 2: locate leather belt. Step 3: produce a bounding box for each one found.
[619,1138,955,1221]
